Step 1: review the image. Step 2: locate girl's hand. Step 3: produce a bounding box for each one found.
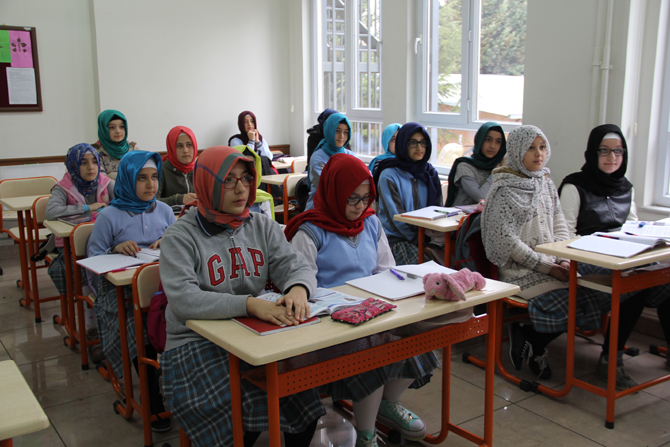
[89,202,106,211]
[247,130,258,142]
[149,239,162,250]
[549,263,569,282]
[182,193,197,205]
[113,240,140,257]
[276,285,310,322]
[246,297,299,326]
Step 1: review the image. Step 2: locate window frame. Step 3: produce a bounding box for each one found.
[654,36,670,207]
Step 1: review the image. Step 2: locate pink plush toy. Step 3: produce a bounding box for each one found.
[423,268,486,301]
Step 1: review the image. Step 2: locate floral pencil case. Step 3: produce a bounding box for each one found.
[331,298,397,325]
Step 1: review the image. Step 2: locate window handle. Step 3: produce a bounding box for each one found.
[414,34,422,54]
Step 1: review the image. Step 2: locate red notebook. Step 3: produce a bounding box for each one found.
[232,316,321,336]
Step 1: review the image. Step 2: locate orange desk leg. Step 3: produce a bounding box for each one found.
[266,362,282,447]
[25,210,42,322]
[417,228,425,264]
[113,284,135,419]
[62,239,77,347]
[16,211,34,313]
[0,438,12,446]
[444,232,451,267]
[229,353,244,446]
[605,271,622,429]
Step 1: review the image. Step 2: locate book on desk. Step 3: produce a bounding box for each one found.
[58,212,94,226]
[76,248,161,275]
[400,206,462,220]
[567,233,668,258]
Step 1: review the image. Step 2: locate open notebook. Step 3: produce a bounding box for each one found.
[400,206,462,220]
[76,248,161,275]
[567,234,667,258]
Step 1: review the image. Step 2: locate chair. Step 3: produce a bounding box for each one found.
[441,181,449,205]
[131,263,191,447]
[282,173,307,225]
[70,222,100,370]
[291,158,307,174]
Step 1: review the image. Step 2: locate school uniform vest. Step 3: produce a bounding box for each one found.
[302,215,380,288]
[573,184,632,236]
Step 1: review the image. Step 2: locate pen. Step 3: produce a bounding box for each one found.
[436,210,460,217]
[596,234,619,240]
[109,266,139,273]
[389,268,405,281]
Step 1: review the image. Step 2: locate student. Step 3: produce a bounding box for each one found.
[158,125,197,206]
[373,122,442,265]
[368,123,402,176]
[285,153,436,446]
[91,109,138,180]
[445,121,507,206]
[481,125,612,381]
[232,144,275,218]
[228,110,274,167]
[305,112,354,210]
[159,146,324,447]
[306,107,338,163]
[88,151,175,432]
[559,124,670,386]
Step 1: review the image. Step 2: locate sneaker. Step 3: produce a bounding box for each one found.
[355,429,382,447]
[508,322,530,371]
[150,390,172,432]
[377,399,426,440]
[528,348,552,380]
[151,415,172,433]
[596,353,639,390]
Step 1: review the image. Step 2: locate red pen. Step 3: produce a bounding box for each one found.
[109,266,139,273]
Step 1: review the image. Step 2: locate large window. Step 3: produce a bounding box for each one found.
[418,0,526,171]
[654,37,670,207]
[314,0,383,156]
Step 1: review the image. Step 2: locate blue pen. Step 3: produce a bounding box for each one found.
[639,222,646,228]
[436,210,460,217]
[389,268,405,281]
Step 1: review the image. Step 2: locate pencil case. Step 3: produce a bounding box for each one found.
[330,298,396,325]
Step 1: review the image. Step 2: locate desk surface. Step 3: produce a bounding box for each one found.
[536,238,670,270]
[261,173,296,185]
[104,269,136,287]
[43,219,75,238]
[0,195,49,212]
[0,360,50,441]
[273,156,305,170]
[186,280,519,366]
[393,213,462,232]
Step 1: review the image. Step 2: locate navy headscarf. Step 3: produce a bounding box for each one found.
[109,151,162,214]
[314,113,352,157]
[373,122,441,207]
[64,143,101,196]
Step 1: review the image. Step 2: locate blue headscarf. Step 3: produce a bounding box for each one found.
[65,143,101,196]
[314,113,352,157]
[368,123,402,175]
[373,122,442,207]
[109,151,162,213]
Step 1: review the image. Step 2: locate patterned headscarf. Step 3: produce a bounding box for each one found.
[96,109,130,159]
[481,125,552,266]
[285,153,375,240]
[109,151,162,214]
[64,143,101,196]
[164,126,197,174]
[446,121,507,206]
[314,113,352,157]
[194,146,257,229]
[227,111,263,146]
[368,123,402,175]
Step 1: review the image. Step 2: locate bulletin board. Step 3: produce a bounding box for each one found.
[0,26,42,112]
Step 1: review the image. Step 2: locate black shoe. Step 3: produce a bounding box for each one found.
[508,322,530,370]
[151,415,172,433]
[528,348,552,380]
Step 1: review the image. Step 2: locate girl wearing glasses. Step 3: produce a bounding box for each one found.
[373,122,442,265]
[368,123,402,176]
[159,146,324,446]
[286,153,436,446]
[558,124,670,388]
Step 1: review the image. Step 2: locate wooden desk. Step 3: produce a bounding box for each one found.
[261,173,298,197]
[187,280,519,446]
[0,195,51,322]
[272,156,305,172]
[0,360,50,446]
[536,239,670,428]
[393,213,463,267]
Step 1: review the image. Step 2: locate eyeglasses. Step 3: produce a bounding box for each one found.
[597,148,625,157]
[346,195,374,206]
[222,175,254,189]
[407,139,428,149]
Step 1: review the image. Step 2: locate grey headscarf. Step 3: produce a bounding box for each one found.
[481,125,552,266]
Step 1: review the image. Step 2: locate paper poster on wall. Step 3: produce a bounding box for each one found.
[7,67,37,104]
[8,30,33,68]
[0,31,10,63]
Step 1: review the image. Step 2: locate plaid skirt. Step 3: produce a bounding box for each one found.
[318,351,440,402]
[579,263,670,308]
[390,240,421,266]
[94,277,138,378]
[46,248,68,295]
[161,339,326,447]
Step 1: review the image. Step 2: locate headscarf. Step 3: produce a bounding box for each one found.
[317,108,338,133]
[373,122,441,207]
[164,126,197,174]
[193,146,256,229]
[109,151,162,214]
[368,123,402,175]
[227,111,263,146]
[64,143,101,196]
[285,153,375,241]
[558,124,633,197]
[481,125,552,266]
[445,121,507,206]
[232,145,275,218]
[314,113,352,157]
[96,109,130,159]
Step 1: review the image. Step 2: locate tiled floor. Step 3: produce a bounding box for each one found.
[2,237,670,447]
